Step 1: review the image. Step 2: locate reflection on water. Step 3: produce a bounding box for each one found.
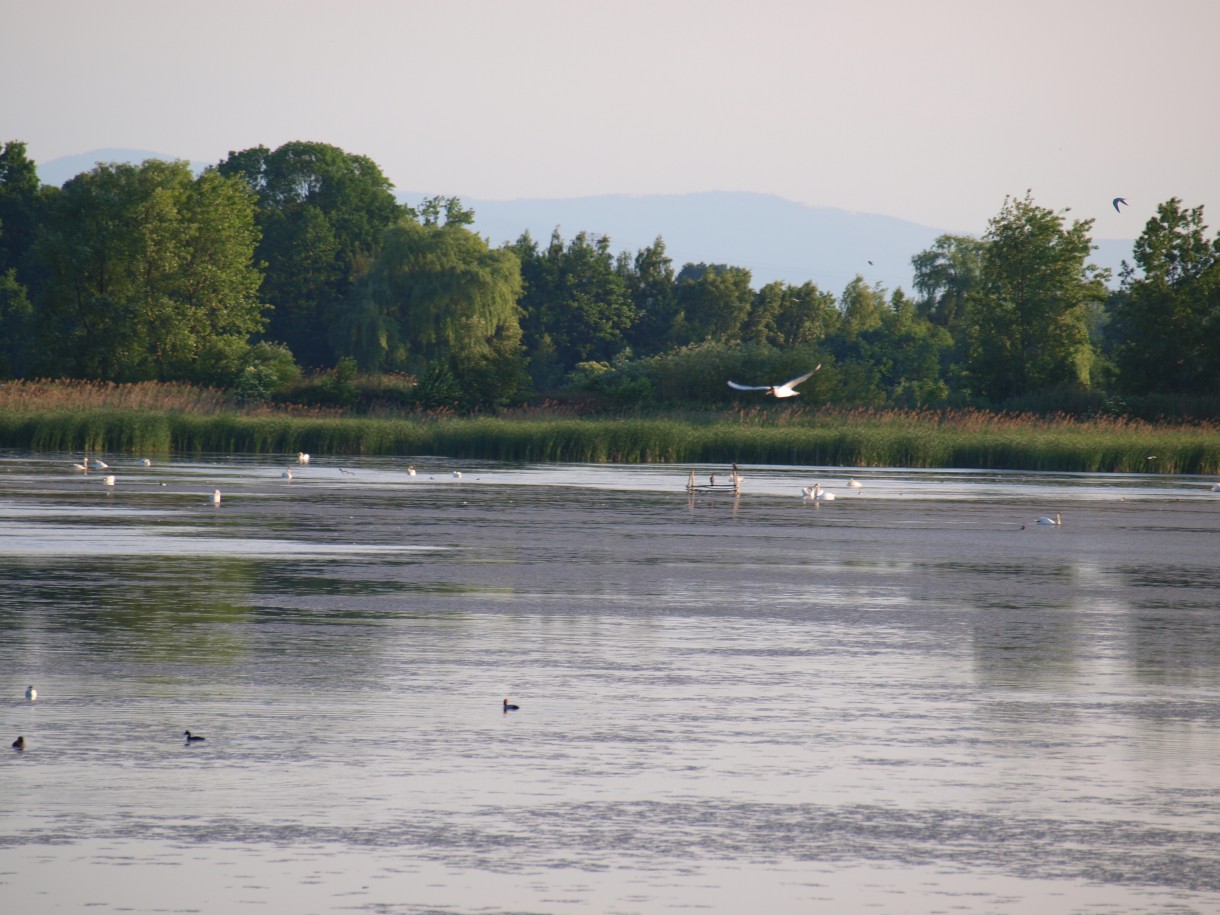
[2,453,1219,913]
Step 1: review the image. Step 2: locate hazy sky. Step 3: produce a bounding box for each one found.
[4,0,1217,233]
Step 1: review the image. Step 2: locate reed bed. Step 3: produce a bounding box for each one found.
[1,381,1217,473]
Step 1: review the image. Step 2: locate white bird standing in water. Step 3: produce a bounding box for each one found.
[728,365,821,398]
[211,489,222,505]
[25,685,36,701]
[1036,513,1062,526]
[802,483,835,501]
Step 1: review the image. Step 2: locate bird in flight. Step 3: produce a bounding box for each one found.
[727,365,821,398]
[1113,197,1128,213]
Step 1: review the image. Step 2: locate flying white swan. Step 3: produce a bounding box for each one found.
[1036,513,1062,525]
[728,365,821,398]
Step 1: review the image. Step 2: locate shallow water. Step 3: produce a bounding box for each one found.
[2,452,1219,913]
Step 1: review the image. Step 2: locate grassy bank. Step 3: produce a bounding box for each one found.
[1,381,1218,473]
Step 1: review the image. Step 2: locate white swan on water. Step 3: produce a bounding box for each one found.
[847,478,863,490]
[211,489,222,505]
[25,685,36,701]
[1036,513,1062,526]
[281,468,293,480]
[802,483,835,501]
[297,452,310,464]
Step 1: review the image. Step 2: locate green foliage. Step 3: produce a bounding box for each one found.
[671,263,754,345]
[1110,198,1220,395]
[964,192,1108,401]
[349,219,525,392]
[218,141,406,368]
[29,159,265,382]
[514,230,638,374]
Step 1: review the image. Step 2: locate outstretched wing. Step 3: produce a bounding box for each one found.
[727,380,771,392]
[782,365,822,389]
[1112,197,1127,212]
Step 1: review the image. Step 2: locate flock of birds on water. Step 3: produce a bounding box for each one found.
[11,685,520,752]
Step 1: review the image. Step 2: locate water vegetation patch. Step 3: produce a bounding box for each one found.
[0,381,1217,473]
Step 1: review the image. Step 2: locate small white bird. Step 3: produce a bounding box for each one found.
[211,489,222,505]
[1036,513,1062,526]
[297,452,310,464]
[281,468,293,480]
[141,458,152,466]
[728,365,821,398]
[91,459,109,470]
[847,478,863,490]
[452,471,462,479]
[102,475,116,486]
[25,685,36,701]
[407,465,417,476]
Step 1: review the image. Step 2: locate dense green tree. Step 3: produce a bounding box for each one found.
[513,230,637,378]
[30,160,265,380]
[963,192,1108,401]
[218,141,406,368]
[839,276,889,337]
[911,233,985,331]
[622,236,677,355]
[1110,198,1220,395]
[0,141,42,278]
[346,219,528,404]
[745,280,839,347]
[670,263,753,345]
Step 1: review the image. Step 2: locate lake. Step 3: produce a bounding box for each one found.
[2,452,1219,914]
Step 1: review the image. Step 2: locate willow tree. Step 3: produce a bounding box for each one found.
[340,219,528,404]
[964,192,1108,401]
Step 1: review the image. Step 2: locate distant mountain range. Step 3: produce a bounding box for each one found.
[38,149,1134,293]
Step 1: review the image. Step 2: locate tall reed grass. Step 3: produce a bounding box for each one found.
[1,380,1217,473]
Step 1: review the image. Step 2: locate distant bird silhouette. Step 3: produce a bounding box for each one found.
[25,685,36,701]
[1113,197,1128,213]
[12,736,24,750]
[728,365,821,398]
[503,699,520,711]
[281,468,293,480]
[90,459,109,470]
[1036,513,1062,526]
[452,471,462,479]
[183,730,205,742]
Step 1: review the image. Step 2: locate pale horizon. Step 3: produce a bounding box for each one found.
[4,0,1218,236]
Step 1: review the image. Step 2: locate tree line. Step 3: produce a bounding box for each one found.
[1,139,1217,415]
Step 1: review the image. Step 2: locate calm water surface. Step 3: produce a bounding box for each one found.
[2,452,1219,913]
